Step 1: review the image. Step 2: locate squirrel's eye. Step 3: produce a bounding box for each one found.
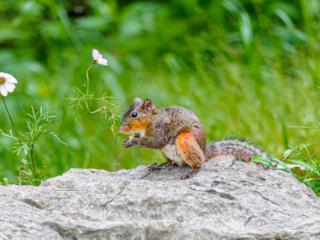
[131,112,138,118]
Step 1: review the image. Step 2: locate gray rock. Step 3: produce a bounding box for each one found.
[0,156,320,240]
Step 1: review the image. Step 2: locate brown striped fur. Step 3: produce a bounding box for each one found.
[206,139,269,162]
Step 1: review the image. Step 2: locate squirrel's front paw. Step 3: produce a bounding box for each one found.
[123,138,134,148]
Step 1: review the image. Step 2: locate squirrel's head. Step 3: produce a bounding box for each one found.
[119,97,158,135]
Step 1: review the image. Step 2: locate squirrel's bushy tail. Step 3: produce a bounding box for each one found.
[205,139,269,162]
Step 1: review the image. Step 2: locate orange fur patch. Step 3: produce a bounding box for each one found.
[127,119,148,132]
[176,131,192,148]
[176,131,205,168]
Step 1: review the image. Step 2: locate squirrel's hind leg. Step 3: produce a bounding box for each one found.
[176,131,206,180]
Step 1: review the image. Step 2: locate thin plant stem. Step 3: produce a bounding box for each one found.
[1,96,37,178]
[1,96,18,136]
[85,64,93,95]
[112,125,121,170]
[114,136,121,170]
[30,143,38,178]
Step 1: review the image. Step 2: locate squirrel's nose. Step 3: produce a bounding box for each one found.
[119,125,130,133]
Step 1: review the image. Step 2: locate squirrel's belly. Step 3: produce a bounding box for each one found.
[161,143,185,166]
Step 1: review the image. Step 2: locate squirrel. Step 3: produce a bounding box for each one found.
[119,98,270,179]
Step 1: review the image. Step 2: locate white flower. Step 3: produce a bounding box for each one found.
[92,49,108,66]
[0,72,18,97]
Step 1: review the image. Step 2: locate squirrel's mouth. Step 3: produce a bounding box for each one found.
[119,125,145,139]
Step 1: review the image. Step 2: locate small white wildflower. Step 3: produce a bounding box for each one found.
[92,49,108,66]
[0,72,18,97]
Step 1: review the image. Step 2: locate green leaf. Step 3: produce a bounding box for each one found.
[2,178,9,185]
[289,159,320,174]
[239,12,253,49]
[252,156,275,168]
[283,149,293,159]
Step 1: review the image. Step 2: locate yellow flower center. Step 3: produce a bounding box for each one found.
[0,77,5,84]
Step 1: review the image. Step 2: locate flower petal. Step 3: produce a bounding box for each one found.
[92,49,101,61]
[5,83,15,93]
[6,75,18,84]
[0,72,18,84]
[97,58,108,66]
[0,85,8,96]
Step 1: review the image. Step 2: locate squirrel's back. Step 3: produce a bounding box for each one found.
[161,106,201,123]
[158,106,206,151]
[206,139,269,162]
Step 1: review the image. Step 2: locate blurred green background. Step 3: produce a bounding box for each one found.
[0,0,320,184]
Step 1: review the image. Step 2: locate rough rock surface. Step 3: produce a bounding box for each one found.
[0,156,320,240]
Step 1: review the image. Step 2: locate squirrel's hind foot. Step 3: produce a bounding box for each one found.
[180,166,200,180]
[147,160,173,172]
[180,172,193,180]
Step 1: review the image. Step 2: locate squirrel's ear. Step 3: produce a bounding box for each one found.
[143,98,153,111]
[134,97,143,105]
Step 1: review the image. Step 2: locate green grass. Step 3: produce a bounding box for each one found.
[0,0,320,194]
